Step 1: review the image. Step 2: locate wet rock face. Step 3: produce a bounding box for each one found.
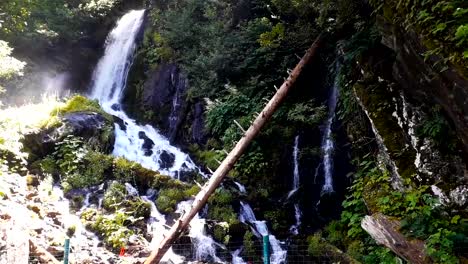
[63,112,108,138]
[159,150,176,169]
[138,131,154,156]
[22,112,115,162]
[378,16,468,154]
[191,102,207,145]
[124,62,207,147]
[142,64,188,141]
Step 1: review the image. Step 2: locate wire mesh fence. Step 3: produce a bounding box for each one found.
[3,240,467,263]
[0,240,352,264]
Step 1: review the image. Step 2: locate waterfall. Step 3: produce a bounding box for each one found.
[287,136,300,199]
[176,201,223,263]
[88,10,217,262]
[239,202,287,264]
[234,181,247,194]
[287,136,302,235]
[320,65,340,194]
[89,9,201,178]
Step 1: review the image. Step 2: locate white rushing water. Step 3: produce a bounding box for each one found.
[320,66,340,194]
[235,181,247,194]
[90,9,200,178]
[288,136,302,235]
[287,136,300,199]
[239,202,287,264]
[177,201,223,263]
[88,9,217,262]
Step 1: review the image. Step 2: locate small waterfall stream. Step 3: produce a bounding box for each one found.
[239,202,287,264]
[320,66,340,194]
[288,136,302,235]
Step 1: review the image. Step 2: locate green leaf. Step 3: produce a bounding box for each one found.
[451,215,460,224]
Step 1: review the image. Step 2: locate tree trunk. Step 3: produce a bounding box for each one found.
[144,34,324,264]
[361,213,429,264]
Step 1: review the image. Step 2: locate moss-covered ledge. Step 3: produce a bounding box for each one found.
[353,80,417,187]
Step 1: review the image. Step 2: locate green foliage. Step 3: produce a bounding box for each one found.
[307,232,325,255]
[416,106,457,150]
[207,188,238,225]
[53,95,112,121]
[0,0,121,40]
[263,209,290,232]
[103,181,151,218]
[52,135,87,177]
[213,223,230,244]
[243,230,256,258]
[156,185,200,214]
[373,0,468,76]
[0,41,26,80]
[258,22,285,48]
[88,209,141,250]
[206,91,259,137]
[103,181,126,210]
[286,100,326,126]
[327,150,467,263]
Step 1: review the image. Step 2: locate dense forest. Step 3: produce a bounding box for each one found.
[1,0,467,263]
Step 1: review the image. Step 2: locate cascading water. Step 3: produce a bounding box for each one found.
[287,136,300,199]
[239,202,287,264]
[288,136,302,235]
[88,9,218,262]
[89,9,200,178]
[320,65,340,194]
[176,201,224,263]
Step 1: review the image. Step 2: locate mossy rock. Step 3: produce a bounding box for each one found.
[103,181,152,218]
[22,96,115,164]
[155,184,199,214]
[354,81,417,183]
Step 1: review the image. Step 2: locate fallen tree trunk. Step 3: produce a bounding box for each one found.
[144,34,324,264]
[361,213,429,264]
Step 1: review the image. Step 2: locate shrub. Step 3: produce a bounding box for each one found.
[307,233,325,256]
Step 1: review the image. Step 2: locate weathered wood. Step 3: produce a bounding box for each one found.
[361,213,429,264]
[144,34,324,264]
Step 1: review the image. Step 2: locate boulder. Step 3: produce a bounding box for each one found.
[159,150,175,169]
[138,131,154,156]
[22,111,115,162]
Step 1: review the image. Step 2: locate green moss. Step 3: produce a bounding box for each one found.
[213,223,230,244]
[373,0,468,79]
[63,151,113,190]
[55,95,112,121]
[243,230,257,259]
[104,183,151,218]
[103,181,127,210]
[114,157,165,189]
[155,184,200,214]
[207,188,239,225]
[80,205,148,251]
[354,81,417,182]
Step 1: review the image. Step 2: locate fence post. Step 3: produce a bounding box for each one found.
[63,238,70,264]
[263,235,270,264]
